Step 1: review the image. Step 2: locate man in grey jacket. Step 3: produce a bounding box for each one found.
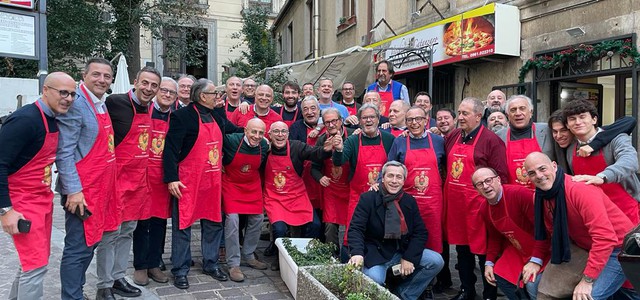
[564,99,640,225]
[496,95,554,189]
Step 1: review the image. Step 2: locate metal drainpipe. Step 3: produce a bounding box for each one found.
[313,0,319,59]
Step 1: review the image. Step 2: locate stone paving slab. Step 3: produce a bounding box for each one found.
[0,195,497,300]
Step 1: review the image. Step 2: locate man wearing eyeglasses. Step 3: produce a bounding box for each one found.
[340,81,360,116]
[311,107,355,256]
[444,97,508,300]
[241,78,257,104]
[131,77,179,288]
[387,106,446,255]
[471,167,545,300]
[495,95,553,191]
[94,66,160,298]
[263,121,332,271]
[0,72,76,299]
[174,75,195,111]
[56,58,116,300]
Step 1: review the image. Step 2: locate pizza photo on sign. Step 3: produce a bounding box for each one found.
[443,16,494,57]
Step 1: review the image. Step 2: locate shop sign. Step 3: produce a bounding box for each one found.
[0,0,34,9]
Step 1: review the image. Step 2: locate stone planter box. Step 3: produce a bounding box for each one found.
[275,237,313,299]
[296,264,400,300]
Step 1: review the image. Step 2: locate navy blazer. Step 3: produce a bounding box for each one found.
[348,190,428,268]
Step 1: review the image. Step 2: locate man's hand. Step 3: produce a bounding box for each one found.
[572,279,593,300]
[1,209,24,235]
[319,176,331,187]
[400,258,415,277]
[344,115,358,125]
[323,136,334,152]
[571,175,604,185]
[380,122,391,129]
[352,128,362,135]
[239,102,250,114]
[348,255,364,267]
[521,262,541,284]
[168,181,186,199]
[577,145,594,157]
[66,192,87,216]
[214,94,225,108]
[332,134,343,151]
[369,182,379,192]
[484,265,497,286]
[428,127,441,135]
[309,129,320,139]
[398,130,410,137]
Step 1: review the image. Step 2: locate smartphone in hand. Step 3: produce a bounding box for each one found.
[17,219,31,233]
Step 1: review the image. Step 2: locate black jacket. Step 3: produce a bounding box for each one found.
[348,190,428,268]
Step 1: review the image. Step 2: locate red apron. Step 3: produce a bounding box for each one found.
[489,198,540,285]
[572,149,640,224]
[303,126,325,209]
[345,132,387,244]
[389,127,404,137]
[279,106,299,127]
[176,106,223,229]
[322,131,350,225]
[77,85,117,247]
[444,126,487,254]
[403,134,444,252]
[343,102,357,116]
[224,100,237,119]
[147,107,171,219]
[263,142,313,226]
[222,140,263,214]
[112,92,151,225]
[9,102,58,271]
[506,124,540,190]
[374,82,395,117]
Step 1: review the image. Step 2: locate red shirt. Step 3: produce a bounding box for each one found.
[532,176,634,279]
[229,105,283,138]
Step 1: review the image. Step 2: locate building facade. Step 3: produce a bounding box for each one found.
[272,0,639,146]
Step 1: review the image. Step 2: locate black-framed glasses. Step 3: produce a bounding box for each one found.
[47,86,76,98]
[159,88,177,96]
[473,176,498,189]
[324,118,341,125]
[406,117,426,123]
[270,129,289,135]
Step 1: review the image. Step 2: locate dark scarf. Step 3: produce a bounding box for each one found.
[381,186,408,239]
[534,167,571,264]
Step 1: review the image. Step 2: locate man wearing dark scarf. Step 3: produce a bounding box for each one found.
[347,161,444,300]
[522,152,634,300]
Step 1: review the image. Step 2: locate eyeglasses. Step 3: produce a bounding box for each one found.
[270,129,289,135]
[179,84,192,89]
[159,88,177,96]
[406,117,426,123]
[473,176,498,189]
[342,88,354,91]
[360,115,377,121]
[47,86,76,98]
[324,118,341,125]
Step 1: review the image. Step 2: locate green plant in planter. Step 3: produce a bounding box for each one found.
[309,264,396,300]
[282,238,337,266]
[339,17,348,25]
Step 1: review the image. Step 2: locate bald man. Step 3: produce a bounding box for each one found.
[222,118,270,282]
[0,72,76,299]
[381,100,409,137]
[482,90,506,126]
[229,85,283,138]
[223,76,243,118]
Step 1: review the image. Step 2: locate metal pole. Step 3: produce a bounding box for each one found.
[37,0,47,93]
[428,45,433,97]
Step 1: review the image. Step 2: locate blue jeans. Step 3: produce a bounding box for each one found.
[590,249,626,300]
[363,249,444,300]
[60,202,97,300]
[171,198,223,277]
[496,273,541,300]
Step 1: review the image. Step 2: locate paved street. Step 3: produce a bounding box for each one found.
[0,195,492,299]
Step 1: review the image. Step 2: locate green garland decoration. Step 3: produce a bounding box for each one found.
[518,38,640,83]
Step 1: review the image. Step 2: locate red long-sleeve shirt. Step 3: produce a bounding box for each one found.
[532,176,634,279]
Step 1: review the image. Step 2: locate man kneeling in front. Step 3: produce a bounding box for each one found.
[348,160,444,300]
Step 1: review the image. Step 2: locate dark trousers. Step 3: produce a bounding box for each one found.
[132,217,167,270]
[272,209,322,241]
[437,242,453,286]
[60,196,97,300]
[170,198,223,277]
[456,245,497,300]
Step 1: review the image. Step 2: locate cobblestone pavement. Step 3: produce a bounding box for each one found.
[0,195,495,299]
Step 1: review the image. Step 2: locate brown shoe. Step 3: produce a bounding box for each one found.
[243,258,268,270]
[229,267,245,282]
[148,267,169,283]
[133,269,149,286]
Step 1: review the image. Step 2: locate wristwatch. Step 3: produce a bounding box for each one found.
[582,274,595,283]
[596,173,607,183]
[0,206,12,216]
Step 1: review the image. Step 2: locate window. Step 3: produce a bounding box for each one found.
[306,0,314,56]
[249,0,272,13]
[342,0,355,18]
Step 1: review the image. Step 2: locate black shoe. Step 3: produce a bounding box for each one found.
[203,267,228,281]
[434,281,453,294]
[419,286,435,300]
[112,278,141,297]
[159,260,166,271]
[96,288,116,300]
[264,242,276,256]
[174,275,189,289]
[271,258,280,271]
[451,289,476,300]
